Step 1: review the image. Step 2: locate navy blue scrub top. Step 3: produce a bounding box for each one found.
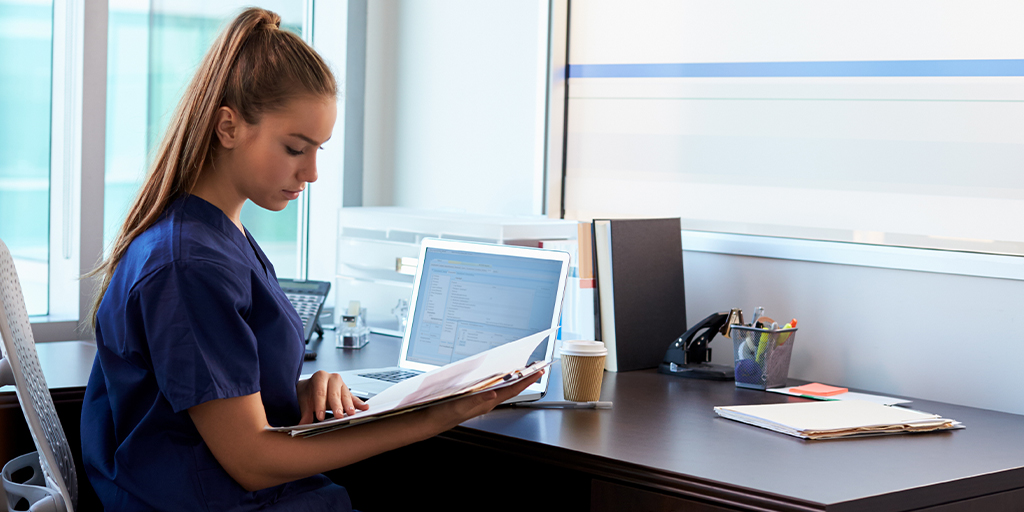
[81,195,351,512]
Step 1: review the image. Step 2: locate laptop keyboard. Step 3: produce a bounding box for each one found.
[358,369,421,383]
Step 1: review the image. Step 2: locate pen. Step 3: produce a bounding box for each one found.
[513,401,613,409]
[749,306,764,327]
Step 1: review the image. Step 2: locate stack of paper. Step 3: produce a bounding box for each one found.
[268,329,553,437]
[714,400,963,440]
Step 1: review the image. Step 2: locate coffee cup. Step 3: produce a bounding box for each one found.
[560,340,607,402]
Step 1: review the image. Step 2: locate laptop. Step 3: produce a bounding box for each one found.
[337,238,571,403]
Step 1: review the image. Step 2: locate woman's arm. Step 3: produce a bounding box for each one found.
[188,373,540,492]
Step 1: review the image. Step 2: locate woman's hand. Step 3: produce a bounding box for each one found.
[423,370,543,432]
[296,370,369,424]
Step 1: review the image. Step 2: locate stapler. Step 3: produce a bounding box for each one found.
[657,309,741,380]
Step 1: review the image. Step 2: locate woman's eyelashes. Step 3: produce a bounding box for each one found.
[285,145,325,156]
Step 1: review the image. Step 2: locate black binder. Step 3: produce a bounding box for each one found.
[592,218,687,371]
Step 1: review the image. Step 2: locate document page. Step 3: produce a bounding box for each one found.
[371,328,552,408]
[267,328,554,436]
[766,387,911,406]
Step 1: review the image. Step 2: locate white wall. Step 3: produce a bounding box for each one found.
[362,0,548,215]
[687,250,1024,415]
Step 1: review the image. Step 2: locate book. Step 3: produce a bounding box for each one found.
[267,329,554,437]
[714,400,963,440]
[592,218,687,372]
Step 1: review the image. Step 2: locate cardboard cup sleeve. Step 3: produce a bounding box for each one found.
[560,341,608,402]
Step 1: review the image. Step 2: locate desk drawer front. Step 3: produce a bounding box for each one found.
[592,480,738,512]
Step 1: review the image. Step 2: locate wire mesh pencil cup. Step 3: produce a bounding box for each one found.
[731,326,797,390]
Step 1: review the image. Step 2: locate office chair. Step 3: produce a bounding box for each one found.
[0,239,77,512]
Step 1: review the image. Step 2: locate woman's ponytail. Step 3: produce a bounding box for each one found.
[87,7,336,328]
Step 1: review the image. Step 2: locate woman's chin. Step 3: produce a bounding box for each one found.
[252,198,290,212]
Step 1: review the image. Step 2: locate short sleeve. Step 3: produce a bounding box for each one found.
[130,260,260,412]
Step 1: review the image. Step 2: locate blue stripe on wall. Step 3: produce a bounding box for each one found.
[568,59,1024,78]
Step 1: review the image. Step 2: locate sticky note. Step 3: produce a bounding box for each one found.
[790,383,848,397]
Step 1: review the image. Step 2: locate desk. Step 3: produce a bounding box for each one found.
[307,333,1024,512]
[0,340,95,393]
[7,337,1024,511]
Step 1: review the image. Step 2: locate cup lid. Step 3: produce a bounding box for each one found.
[560,340,607,357]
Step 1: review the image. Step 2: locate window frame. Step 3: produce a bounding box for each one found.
[30,0,104,343]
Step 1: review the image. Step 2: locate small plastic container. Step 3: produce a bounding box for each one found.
[730,326,797,390]
[337,306,370,349]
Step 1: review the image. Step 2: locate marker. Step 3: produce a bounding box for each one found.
[778,318,798,346]
[757,322,780,363]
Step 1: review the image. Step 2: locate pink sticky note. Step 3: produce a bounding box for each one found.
[790,383,848,397]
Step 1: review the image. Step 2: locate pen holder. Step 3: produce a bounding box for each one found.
[730,326,797,390]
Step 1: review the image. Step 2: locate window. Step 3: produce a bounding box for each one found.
[564,0,1024,257]
[8,0,346,341]
[0,0,53,316]
[106,0,308,277]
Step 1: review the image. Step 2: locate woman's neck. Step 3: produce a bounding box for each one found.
[191,162,246,234]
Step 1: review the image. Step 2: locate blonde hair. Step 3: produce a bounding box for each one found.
[87,7,336,327]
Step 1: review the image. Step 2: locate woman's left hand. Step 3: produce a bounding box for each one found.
[296,371,369,424]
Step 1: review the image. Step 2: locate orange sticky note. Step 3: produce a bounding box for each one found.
[790,383,848,397]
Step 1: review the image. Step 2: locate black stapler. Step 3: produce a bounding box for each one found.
[657,310,741,381]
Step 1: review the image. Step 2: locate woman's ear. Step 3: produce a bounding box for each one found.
[213,106,244,149]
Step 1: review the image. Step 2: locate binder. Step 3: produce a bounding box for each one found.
[593,218,687,372]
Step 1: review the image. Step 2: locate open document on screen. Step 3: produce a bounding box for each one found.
[406,248,563,367]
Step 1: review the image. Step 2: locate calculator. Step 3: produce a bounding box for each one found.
[277,278,331,343]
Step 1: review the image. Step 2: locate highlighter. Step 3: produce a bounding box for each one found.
[777,319,797,346]
[756,322,777,364]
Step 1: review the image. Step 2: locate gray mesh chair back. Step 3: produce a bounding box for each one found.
[0,239,77,512]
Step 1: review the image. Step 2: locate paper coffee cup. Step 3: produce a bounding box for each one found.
[560,341,607,402]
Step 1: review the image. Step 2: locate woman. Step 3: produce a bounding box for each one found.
[81,8,538,511]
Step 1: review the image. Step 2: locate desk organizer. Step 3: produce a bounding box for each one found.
[730,326,797,390]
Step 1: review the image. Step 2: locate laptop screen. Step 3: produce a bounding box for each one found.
[405,246,564,367]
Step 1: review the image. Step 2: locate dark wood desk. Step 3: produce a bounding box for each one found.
[6,337,1024,511]
[306,333,1024,512]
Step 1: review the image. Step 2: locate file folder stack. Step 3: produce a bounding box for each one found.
[714,400,963,440]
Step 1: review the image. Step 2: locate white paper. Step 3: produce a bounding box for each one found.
[268,328,554,435]
[714,400,960,440]
[766,387,911,406]
[368,328,551,407]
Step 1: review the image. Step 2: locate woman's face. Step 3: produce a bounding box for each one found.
[229,95,337,212]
